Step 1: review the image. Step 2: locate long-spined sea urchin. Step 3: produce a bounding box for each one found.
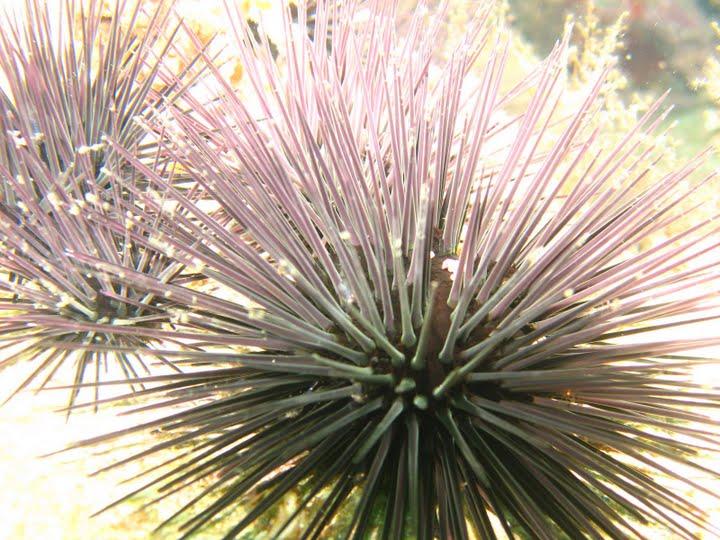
[0,0,205,410]
[20,1,720,538]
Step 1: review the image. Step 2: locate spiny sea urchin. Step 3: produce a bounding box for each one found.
[0,0,203,409]
[28,0,720,538]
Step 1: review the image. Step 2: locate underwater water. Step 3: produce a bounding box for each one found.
[509,0,720,159]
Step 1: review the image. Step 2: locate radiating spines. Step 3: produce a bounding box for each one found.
[95,0,720,385]
[14,1,720,538]
[0,0,203,409]
[126,0,532,345]
[0,0,185,178]
[0,150,189,410]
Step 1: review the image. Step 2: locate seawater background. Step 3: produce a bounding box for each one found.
[509,0,720,168]
[1,1,720,538]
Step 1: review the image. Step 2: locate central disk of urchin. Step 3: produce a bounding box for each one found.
[390,258,454,409]
[342,256,504,416]
[55,278,138,325]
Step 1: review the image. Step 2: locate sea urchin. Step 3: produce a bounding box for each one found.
[38,1,720,538]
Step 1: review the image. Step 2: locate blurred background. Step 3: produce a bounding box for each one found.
[507,0,720,158]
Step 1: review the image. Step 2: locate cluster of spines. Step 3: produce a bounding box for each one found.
[2,1,720,539]
[0,0,203,409]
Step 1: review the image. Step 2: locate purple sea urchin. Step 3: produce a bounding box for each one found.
[0,0,203,409]
[7,0,720,538]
